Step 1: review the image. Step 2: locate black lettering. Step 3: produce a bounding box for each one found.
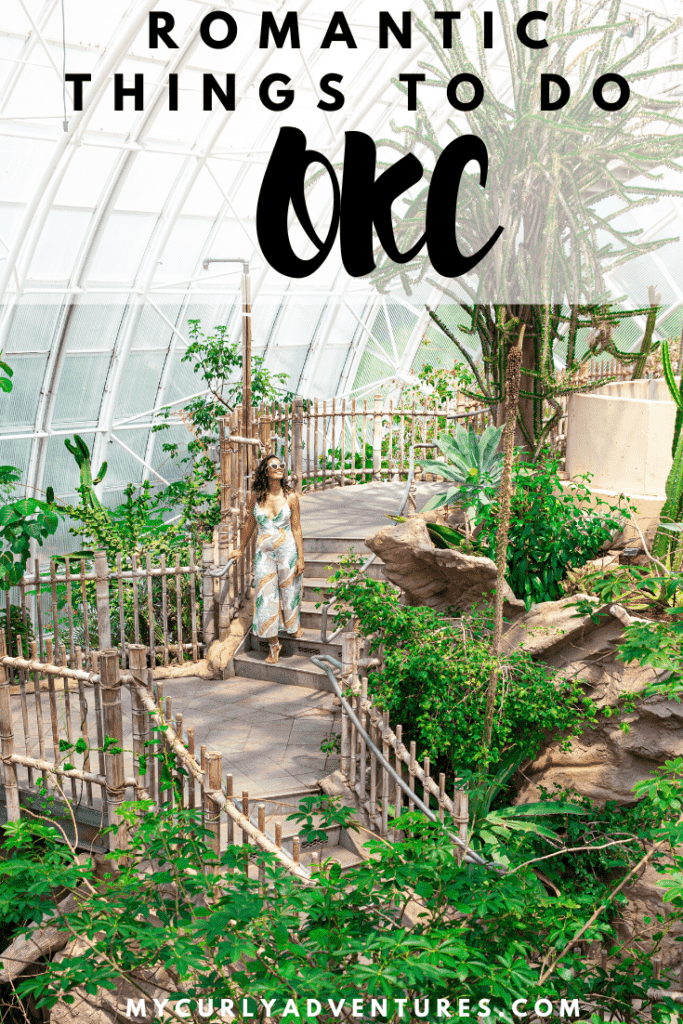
[203,75,235,110]
[593,73,629,110]
[149,12,177,48]
[114,73,144,111]
[434,11,460,48]
[517,11,548,48]
[340,132,426,277]
[446,74,484,111]
[200,12,237,49]
[260,12,300,48]
[541,73,570,110]
[318,74,345,111]
[259,74,294,111]
[256,127,341,278]
[379,12,411,48]
[321,12,357,48]
[65,73,90,111]
[426,135,503,276]
[168,73,178,111]
[484,11,493,48]
[399,73,425,111]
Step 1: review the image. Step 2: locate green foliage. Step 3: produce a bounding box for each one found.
[0,352,13,395]
[64,434,108,515]
[330,560,596,775]
[617,617,683,698]
[565,562,683,618]
[418,424,504,514]
[0,465,21,503]
[5,792,683,1024]
[153,320,294,545]
[473,456,631,608]
[0,603,34,658]
[653,341,683,562]
[64,481,185,561]
[0,494,60,590]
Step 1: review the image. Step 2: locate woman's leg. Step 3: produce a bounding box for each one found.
[276,548,302,637]
[253,544,282,660]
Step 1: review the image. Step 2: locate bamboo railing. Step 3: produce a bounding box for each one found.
[0,631,311,879]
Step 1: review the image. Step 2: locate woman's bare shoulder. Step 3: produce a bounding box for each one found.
[287,492,300,510]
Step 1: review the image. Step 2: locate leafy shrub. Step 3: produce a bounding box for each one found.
[473,455,631,608]
[332,565,596,774]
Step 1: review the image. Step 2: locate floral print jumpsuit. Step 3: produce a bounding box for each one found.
[252,500,302,638]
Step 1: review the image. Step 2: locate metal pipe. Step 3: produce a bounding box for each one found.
[310,654,494,870]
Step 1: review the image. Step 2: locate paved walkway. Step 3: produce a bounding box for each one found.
[151,674,341,796]
[298,480,443,539]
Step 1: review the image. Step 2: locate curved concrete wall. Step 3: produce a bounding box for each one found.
[565,378,679,499]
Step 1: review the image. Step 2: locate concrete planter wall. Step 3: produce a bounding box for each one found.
[566,377,679,499]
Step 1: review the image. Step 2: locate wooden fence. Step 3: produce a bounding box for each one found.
[336,632,471,854]
[0,632,311,879]
[3,550,204,676]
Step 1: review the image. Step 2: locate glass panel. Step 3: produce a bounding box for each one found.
[0,355,48,429]
[51,353,110,425]
[28,208,92,281]
[5,298,62,353]
[87,212,156,282]
[64,300,126,352]
[53,145,118,208]
[153,216,212,283]
[114,351,166,421]
[115,151,185,213]
[0,136,53,203]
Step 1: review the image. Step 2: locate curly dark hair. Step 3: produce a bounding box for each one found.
[253,454,293,503]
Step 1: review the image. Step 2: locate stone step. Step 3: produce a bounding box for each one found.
[303,536,373,555]
[234,647,339,691]
[304,552,385,580]
[250,627,344,658]
[298,843,364,873]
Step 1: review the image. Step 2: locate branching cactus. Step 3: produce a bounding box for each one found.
[64,434,108,514]
[653,341,683,561]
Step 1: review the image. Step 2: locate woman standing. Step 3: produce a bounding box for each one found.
[229,454,305,664]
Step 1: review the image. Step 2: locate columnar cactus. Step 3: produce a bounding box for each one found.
[653,341,683,560]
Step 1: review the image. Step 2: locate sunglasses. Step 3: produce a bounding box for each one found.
[267,461,286,470]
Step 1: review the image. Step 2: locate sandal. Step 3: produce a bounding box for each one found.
[265,641,282,664]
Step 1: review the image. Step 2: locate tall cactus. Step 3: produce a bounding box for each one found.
[64,434,108,517]
[653,341,683,560]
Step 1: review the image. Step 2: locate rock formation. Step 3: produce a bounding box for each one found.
[365,516,525,618]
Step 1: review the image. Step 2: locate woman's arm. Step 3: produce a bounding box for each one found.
[288,494,305,576]
[229,494,256,559]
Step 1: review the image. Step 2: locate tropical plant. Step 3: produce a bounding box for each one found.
[466,753,586,864]
[64,434,108,515]
[0,493,60,590]
[418,423,504,516]
[366,0,683,451]
[6,786,683,1024]
[473,455,632,608]
[329,558,596,773]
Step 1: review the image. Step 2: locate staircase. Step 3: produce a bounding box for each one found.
[234,535,385,691]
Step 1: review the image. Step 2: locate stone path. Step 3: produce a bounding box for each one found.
[149,674,341,796]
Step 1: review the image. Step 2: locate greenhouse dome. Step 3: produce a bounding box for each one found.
[1,0,683,544]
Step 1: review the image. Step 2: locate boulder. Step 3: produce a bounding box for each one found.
[365,516,525,618]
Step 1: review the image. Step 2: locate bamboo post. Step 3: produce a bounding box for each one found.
[340,701,350,778]
[0,630,20,821]
[99,649,126,852]
[94,551,111,651]
[128,645,149,798]
[201,542,216,649]
[205,752,222,867]
[372,394,383,481]
[217,518,231,641]
[292,396,304,495]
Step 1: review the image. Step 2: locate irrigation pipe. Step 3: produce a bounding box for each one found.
[310,653,496,870]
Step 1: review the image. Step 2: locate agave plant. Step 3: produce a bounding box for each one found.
[418,423,504,516]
